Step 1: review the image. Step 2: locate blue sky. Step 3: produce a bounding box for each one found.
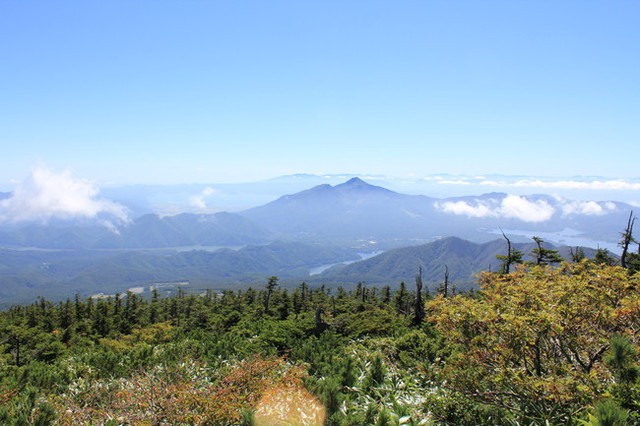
[1,1,638,188]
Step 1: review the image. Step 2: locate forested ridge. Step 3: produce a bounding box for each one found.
[1,260,640,425]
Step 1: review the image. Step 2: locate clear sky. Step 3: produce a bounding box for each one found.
[1,1,638,188]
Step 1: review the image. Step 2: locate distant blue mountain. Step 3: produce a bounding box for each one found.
[0,178,634,250]
[241,178,633,248]
[241,178,445,245]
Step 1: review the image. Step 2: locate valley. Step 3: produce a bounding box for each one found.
[0,177,629,306]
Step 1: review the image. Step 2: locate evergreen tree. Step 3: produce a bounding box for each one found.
[531,236,563,265]
[59,299,73,329]
[277,289,290,320]
[264,276,278,313]
[394,282,410,315]
[413,267,426,325]
[381,286,391,304]
[594,248,617,266]
[149,290,159,324]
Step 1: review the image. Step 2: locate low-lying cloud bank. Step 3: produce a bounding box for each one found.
[559,199,616,216]
[436,195,617,223]
[0,165,130,226]
[481,179,640,191]
[426,175,640,191]
[437,195,555,222]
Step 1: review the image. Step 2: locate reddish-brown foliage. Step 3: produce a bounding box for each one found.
[55,355,313,425]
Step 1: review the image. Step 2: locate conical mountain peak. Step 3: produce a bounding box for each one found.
[342,177,367,186]
[334,177,390,193]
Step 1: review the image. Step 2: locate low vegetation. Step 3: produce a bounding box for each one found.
[1,259,639,424]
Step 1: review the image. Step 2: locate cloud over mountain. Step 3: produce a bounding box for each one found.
[559,199,616,216]
[435,177,640,191]
[437,195,555,222]
[418,174,640,194]
[436,195,618,223]
[506,179,640,191]
[0,165,130,225]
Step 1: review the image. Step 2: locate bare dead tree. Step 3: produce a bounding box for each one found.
[569,246,586,263]
[620,211,636,269]
[496,228,523,273]
[441,264,449,298]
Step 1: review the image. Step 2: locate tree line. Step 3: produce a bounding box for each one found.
[1,214,640,424]
[1,260,639,424]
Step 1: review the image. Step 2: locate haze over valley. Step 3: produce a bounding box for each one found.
[0,168,634,305]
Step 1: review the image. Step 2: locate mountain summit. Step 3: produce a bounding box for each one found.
[333,177,397,196]
[336,177,370,188]
[240,178,439,243]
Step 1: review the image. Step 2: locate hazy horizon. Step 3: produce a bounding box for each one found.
[1,165,639,227]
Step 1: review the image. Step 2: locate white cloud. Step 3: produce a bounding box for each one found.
[560,200,616,216]
[0,165,130,225]
[437,201,497,218]
[509,179,640,190]
[500,195,555,222]
[437,195,555,222]
[433,176,640,191]
[478,180,502,186]
[437,194,623,222]
[439,180,471,185]
[189,187,217,209]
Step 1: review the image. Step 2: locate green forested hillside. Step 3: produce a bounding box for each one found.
[0,236,608,307]
[0,242,359,306]
[321,237,599,289]
[1,261,639,425]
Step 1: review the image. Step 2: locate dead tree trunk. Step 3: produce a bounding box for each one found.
[413,267,426,325]
[620,211,636,269]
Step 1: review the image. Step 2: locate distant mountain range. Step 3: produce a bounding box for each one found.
[0,177,633,250]
[0,177,633,305]
[240,177,632,249]
[85,173,640,218]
